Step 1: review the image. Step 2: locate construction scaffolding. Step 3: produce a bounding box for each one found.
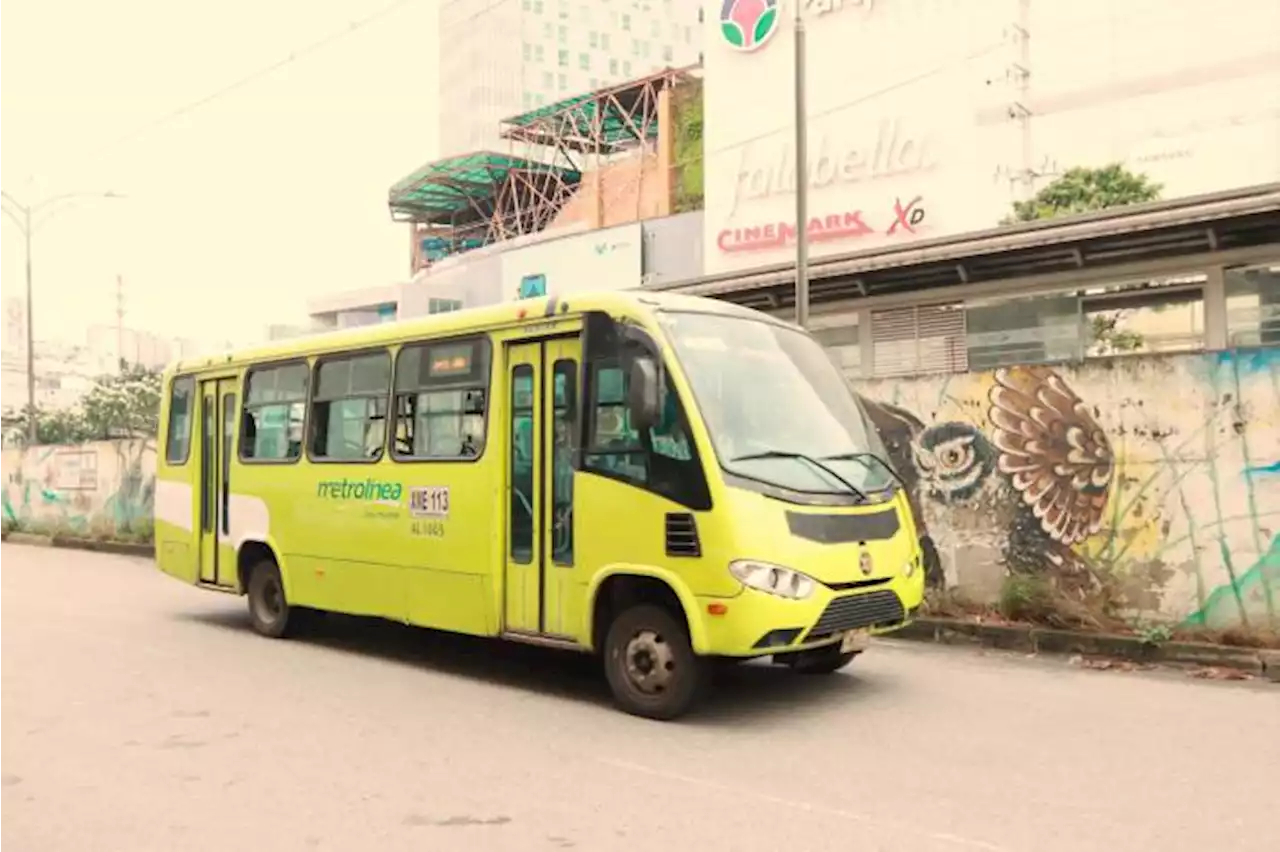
[387,65,699,272]
[387,152,581,270]
[500,65,699,233]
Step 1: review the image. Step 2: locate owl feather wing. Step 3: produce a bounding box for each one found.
[988,366,1114,545]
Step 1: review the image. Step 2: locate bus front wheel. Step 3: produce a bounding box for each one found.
[603,604,706,721]
[247,559,294,639]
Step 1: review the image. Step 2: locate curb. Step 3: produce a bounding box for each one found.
[3,533,153,558]
[893,617,1280,681]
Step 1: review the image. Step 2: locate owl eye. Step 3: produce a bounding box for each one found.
[935,442,975,474]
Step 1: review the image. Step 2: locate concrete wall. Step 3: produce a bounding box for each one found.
[2,439,155,539]
[855,347,1280,629]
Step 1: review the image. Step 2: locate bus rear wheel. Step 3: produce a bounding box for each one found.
[603,604,705,721]
[246,559,294,639]
[785,644,860,675]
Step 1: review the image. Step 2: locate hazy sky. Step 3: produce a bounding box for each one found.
[1,0,440,348]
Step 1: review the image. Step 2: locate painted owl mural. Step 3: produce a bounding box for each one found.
[859,365,1117,596]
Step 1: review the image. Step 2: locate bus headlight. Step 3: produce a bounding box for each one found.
[904,557,917,579]
[729,560,817,600]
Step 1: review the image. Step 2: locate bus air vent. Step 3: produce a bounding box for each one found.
[665,513,702,557]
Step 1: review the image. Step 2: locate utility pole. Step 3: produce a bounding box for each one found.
[793,4,811,328]
[21,207,35,443]
[0,188,123,444]
[116,274,126,372]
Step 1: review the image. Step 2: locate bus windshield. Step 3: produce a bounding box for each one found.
[658,310,898,498]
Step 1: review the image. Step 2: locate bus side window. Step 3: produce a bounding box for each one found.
[165,376,195,465]
[393,337,491,461]
[241,362,309,462]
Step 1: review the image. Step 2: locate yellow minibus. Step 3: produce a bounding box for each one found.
[155,291,924,719]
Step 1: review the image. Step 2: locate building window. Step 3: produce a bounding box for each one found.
[1079,274,1205,357]
[589,30,598,48]
[428,298,463,314]
[535,43,545,61]
[558,72,567,90]
[650,19,660,37]
[240,362,308,461]
[600,32,610,49]
[965,292,1081,370]
[963,273,1209,372]
[393,338,491,460]
[622,13,631,30]
[522,42,532,60]
[1225,262,1280,346]
[309,352,391,462]
[165,376,195,464]
[579,52,590,70]
[558,24,567,41]
[532,0,543,12]
[663,44,673,62]
[558,48,569,67]
[609,57,619,75]
[623,60,632,76]
[541,70,553,89]
[810,320,861,380]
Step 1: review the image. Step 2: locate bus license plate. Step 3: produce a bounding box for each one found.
[841,629,870,653]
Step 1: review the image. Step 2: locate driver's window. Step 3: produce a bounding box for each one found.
[309,352,391,462]
[585,362,646,482]
[583,357,708,509]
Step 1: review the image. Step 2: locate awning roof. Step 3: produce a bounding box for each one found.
[387,151,580,224]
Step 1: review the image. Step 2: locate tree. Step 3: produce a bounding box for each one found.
[1005,165,1163,355]
[1004,164,1162,224]
[2,406,93,446]
[80,363,162,440]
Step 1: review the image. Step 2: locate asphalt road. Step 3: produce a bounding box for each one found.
[2,544,1277,852]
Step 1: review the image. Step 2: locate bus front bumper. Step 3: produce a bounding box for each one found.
[695,572,925,659]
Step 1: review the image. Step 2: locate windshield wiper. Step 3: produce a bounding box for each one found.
[730,450,868,501]
[818,452,906,491]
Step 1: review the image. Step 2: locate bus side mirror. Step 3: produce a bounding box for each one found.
[627,356,660,431]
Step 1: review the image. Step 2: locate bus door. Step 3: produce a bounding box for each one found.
[504,336,582,638]
[197,377,238,587]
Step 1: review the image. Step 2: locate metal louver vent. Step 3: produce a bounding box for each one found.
[871,303,968,378]
[664,513,701,557]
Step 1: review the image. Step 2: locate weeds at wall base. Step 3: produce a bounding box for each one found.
[925,575,1280,650]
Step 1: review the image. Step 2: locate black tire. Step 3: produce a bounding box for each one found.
[786,643,860,675]
[246,559,294,639]
[603,604,706,721]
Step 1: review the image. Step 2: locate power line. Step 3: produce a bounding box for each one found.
[80,0,426,164]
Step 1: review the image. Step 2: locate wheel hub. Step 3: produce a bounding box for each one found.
[624,629,675,695]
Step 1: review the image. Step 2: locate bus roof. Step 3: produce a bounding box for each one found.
[167,290,792,375]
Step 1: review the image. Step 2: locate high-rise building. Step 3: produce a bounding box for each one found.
[437,0,703,155]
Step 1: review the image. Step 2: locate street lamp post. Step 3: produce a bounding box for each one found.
[793,5,811,328]
[1,189,122,444]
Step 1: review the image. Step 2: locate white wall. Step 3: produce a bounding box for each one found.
[699,0,1280,275]
[500,222,643,300]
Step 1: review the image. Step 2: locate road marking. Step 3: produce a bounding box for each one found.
[597,757,1014,852]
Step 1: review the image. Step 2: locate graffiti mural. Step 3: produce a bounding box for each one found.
[856,348,1280,629]
[3,439,156,539]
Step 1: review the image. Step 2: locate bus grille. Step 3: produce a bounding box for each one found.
[805,589,906,642]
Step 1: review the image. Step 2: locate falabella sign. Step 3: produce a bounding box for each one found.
[719,0,875,51]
